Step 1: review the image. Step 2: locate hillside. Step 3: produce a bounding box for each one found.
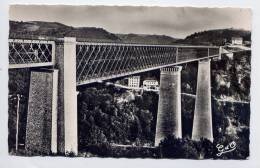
[9,21,121,42]
[9,21,178,44]
[10,21,251,46]
[117,33,179,45]
[182,28,251,45]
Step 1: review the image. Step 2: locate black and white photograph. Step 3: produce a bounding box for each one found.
[7,5,252,159]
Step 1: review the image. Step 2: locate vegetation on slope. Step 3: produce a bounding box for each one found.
[183,28,251,45]
[9,21,120,42]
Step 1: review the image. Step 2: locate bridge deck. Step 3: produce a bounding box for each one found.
[8,39,221,85]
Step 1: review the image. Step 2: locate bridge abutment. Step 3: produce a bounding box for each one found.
[155,66,182,146]
[192,59,213,142]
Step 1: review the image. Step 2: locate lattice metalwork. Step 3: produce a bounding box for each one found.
[9,39,55,68]
[76,42,220,85]
[177,46,219,62]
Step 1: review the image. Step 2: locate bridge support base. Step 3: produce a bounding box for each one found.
[25,69,58,154]
[155,66,182,146]
[192,59,213,142]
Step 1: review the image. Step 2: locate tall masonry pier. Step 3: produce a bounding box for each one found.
[192,59,213,142]
[25,37,78,155]
[155,66,182,146]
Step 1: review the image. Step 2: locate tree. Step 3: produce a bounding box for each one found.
[159,135,214,159]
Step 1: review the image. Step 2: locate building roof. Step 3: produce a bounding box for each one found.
[143,79,158,82]
[232,37,243,40]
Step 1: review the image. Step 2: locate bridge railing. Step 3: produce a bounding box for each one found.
[76,42,220,85]
[9,39,55,69]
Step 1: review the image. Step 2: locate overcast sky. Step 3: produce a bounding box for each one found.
[9,5,251,38]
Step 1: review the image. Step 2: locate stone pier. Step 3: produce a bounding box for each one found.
[192,59,213,142]
[25,69,58,154]
[155,66,182,146]
[25,37,78,155]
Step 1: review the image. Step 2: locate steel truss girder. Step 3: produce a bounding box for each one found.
[9,39,55,69]
[76,42,220,85]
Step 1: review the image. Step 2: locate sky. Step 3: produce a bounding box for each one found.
[9,5,251,38]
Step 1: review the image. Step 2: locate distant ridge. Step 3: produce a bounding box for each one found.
[9,21,251,45]
[117,33,179,45]
[9,21,121,42]
[9,21,178,44]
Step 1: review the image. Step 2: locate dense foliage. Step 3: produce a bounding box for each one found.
[76,50,251,159]
[78,85,158,147]
[8,69,30,153]
[159,136,214,159]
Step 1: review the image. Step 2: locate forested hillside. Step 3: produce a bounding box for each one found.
[9,21,120,42]
[182,28,251,45]
[117,33,179,45]
[9,21,177,44]
[10,21,250,46]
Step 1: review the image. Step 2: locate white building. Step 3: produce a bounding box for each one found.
[231,37,243,45]
[128,76,140,88]
[143,79,159,91]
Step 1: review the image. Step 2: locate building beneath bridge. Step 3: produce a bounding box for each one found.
[231,37,243,45]
[143,79,159,91]
[128,76,141,88]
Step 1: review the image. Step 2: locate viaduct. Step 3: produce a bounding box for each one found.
[9,37,222,155]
